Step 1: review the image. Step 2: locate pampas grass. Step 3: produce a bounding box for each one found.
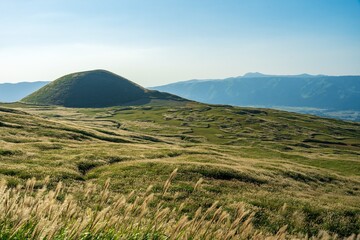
[0,171,358,240]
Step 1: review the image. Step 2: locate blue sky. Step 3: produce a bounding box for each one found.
[0,0,359,86]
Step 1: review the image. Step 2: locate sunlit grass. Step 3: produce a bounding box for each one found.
[0,103,359,237]
[1,173,358,239]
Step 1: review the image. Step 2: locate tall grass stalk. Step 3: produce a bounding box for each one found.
[0,172,358,240]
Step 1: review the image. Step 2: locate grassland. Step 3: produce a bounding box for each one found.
[0,101,359,239]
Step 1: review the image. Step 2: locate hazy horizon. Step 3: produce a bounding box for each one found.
[1,0,359,86]
[2,71,360,88]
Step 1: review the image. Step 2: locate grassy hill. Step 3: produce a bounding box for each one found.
[21,70,186,107]
[0,101,359,238]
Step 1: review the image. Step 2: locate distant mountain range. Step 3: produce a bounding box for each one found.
[151,73,360,121]
[1,72,360,121]
[0,81,49,102]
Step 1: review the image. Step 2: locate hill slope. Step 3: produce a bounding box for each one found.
[0,102,359,237]
[0,81,49,102]
[22,70,186,107]
[151,74,360,120]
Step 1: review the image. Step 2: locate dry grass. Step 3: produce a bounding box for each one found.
[1,104,360,237]
[0,172,359,240]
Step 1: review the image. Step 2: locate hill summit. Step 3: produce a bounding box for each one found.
[22,70,186,107]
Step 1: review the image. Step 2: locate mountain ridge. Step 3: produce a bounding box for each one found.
[2,72,360,120]
[151,74,360,111]
[0,81,49,103]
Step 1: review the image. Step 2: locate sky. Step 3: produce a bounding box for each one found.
[0,0,359,86]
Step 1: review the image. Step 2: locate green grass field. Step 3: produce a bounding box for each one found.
[0,102,359,239]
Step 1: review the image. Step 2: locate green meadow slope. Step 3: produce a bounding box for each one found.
[21,70,186,107]
[0,102,359,238]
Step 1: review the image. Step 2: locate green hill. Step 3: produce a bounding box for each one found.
[21,70,186,107]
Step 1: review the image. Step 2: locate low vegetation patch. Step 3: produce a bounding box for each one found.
[183,166,267,185]
[0,149,18,156]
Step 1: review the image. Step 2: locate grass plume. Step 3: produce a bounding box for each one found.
[0,173,359,239]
